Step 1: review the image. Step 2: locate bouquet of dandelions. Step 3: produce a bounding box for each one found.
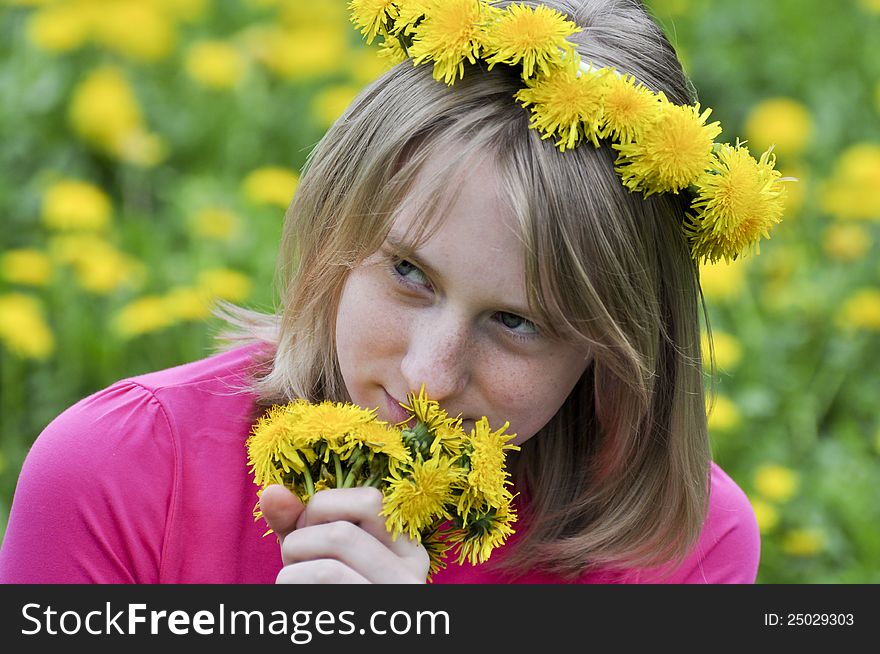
[246,388,519,579]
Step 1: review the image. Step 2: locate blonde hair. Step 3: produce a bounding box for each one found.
[220,0,711,578]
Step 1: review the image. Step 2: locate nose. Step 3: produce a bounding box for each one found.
[400,312,471,403]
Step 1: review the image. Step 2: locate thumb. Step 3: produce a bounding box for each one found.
[259,484,306,542]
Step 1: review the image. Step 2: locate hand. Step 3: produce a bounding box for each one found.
[259,484,430,584]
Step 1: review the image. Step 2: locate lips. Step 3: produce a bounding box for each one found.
[382,389,414,425]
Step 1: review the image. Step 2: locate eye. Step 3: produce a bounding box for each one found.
[392,258,432,289]
[495,311,538,336]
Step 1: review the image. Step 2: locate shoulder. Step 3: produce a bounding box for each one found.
[639,461,761,584]
[0,344,266,583]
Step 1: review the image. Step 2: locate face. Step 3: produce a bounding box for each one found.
[334,155,590,446]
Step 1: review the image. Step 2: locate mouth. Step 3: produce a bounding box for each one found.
[382,389,415,426]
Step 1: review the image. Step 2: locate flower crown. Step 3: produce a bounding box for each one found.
[349,0,791,264]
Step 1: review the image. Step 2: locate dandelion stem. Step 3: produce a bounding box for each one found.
[333,453,344,488]
[342,451,366,488]
[302,466,315,498]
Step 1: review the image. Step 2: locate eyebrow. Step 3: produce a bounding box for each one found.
[383,234,536,319]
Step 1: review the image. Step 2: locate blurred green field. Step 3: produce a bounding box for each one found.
[1,0,879,583]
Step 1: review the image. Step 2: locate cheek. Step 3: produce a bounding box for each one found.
[488,350,587,445]
[335,272,409,368]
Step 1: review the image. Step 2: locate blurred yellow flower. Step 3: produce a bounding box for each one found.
[42,180,112,231]
[781,528,825,557]
[1,249,54,287]
[190,207,241,241]
[26,2,93,52]
[186,40,247,89]
[48,235,144,294]
[0,293,55,360]
[749,497,779,534]
[348,47,395,84]
[113,295,176,338]
[164,286,213,321]
[706,394,740,432]
[701,330,743,371]
[278,2,347,28]
[154,0,210,22]
[91,0,176,62]
[246,26,347,80]
[197,268,252,302]
[312,84,360,128]
[68,65,167,166]
[822,223,871,262]
[859,0,880,13]
[242,166,299,208]
[837,288,880,331]
[754,464,799,503]
[820,143,880,221]
[744,97,813,159]
[699,257,748,301]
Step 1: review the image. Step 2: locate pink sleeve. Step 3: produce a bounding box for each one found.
[638,463,761,584]
[0,381,176,583]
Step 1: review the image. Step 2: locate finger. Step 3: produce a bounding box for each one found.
[259,484,306,542]
[276,559,370,584]
[297,487,419,559]
[281,521,427,583]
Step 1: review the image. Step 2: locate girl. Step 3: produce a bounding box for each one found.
[0,0,772,583]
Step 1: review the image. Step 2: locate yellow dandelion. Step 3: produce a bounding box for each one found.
[700,330,743,371]
[421,528,453,578]
[749,497,779,534]
[189,207,241,242]
[245,26,347,80]
[615,99,721,196]
[68,65,166,166]
[349,0,399,44]
[687,144,787,263]
[186,40,247,90]
[515,62,608,151]
[247,403,320,486]
[242,166,299,208]
[197,268,252,303]
[381,456,460,539]
[599,73,660,144]
[377,35,409,64]
[458,418,518,516]
[822,223,871,262]
[42,180,112,232]
[744,97,813,159]
[838,288,880,331]
[448,501,517,565]
[164,287,213,322]
[90,0,176,62]
[408,0,489,85]
[699,256,749,301]
[0,293,55,360]
[291,400,380,444]
[482,3,580,78]
[112,295,176,338]
[781,528,825,557]
[339,420,412,465]
[820,143,880,221]
[48,236,143,295]
[391,0,431,36]
[1,249,53,287]
[706,394,740,432]
[754,464,799,503]
[26,2,93,53]
[402,386,449,431]
[311,84,360,128]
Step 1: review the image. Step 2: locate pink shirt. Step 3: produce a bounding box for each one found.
[0,345,759,583]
